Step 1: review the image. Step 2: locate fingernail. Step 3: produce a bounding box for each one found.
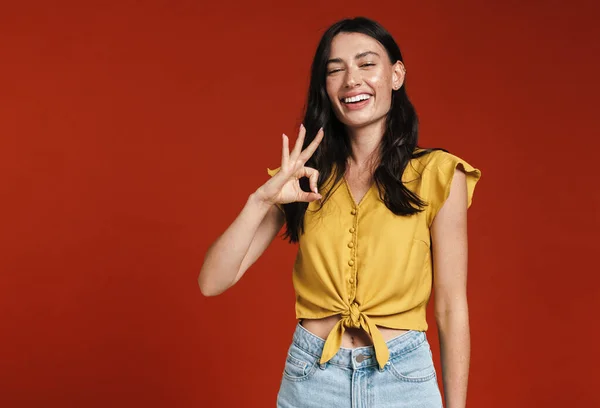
[300,123,305,129]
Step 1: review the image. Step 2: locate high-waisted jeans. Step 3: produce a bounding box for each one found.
[276,322,443,408]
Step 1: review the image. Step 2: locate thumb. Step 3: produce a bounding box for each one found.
[297,191,322,203]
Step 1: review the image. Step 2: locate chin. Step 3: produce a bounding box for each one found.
[340,114,385,130]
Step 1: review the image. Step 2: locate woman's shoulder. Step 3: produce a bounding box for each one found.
[412,147,476,172]
[412,147,483,224]
[408,147,447,173]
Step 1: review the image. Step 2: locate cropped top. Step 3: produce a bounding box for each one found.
[267,149,482,369]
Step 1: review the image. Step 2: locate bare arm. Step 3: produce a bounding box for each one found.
[198,125,324,296]
[198,193,285,297]
[431,168,470,408]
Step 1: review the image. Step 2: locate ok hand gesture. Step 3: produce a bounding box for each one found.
[258,124,325,207]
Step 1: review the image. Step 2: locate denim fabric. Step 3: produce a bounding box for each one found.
[276,322,443,408]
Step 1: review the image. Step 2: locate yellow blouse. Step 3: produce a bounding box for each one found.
[267,149,482,369]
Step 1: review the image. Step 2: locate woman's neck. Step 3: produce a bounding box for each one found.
[345,119,385,171]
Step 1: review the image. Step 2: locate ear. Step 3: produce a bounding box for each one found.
[391,61,406,90]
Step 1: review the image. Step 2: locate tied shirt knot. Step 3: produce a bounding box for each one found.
[342,302,362,329]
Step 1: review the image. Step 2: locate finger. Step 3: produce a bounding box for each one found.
[297,191,322,203]
[309,168,319,194]
[281,133,289,168]
[290,123,306,163]
[297,166,318,180]
[298,127,324,164]
[296,166,319,195]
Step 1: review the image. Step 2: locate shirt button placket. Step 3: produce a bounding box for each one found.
[348,207,358,300]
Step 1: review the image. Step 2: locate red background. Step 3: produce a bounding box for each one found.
[1,1,598,407]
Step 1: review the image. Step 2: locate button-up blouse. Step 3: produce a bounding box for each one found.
[267,149,482,369]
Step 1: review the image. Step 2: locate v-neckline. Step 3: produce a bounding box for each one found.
[343,176,375,207]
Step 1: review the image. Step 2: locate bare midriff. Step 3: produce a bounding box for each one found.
[300,315,410,348]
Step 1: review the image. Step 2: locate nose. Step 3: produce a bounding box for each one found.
[344,66,361,88]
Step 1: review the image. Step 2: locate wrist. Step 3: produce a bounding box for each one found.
[249,190,273,210]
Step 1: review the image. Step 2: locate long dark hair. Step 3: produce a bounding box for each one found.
[281,17,446,243]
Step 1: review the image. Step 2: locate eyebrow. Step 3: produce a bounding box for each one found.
[326,51,380,65]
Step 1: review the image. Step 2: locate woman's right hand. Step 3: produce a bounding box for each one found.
[257,124,325,207]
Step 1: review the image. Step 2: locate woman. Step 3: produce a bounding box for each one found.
[199,16,481,408]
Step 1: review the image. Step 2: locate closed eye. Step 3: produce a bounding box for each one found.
[327,63,375,75]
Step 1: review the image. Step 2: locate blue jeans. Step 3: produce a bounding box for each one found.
[276,322,443,408]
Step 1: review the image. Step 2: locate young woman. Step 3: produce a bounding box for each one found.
[199,16,482,408]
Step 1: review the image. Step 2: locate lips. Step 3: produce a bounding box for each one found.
[340,93,372,104]
[341,95,372,111]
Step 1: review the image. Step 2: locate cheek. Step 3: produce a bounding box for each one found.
[367,71,391,93]
[325,78,341,106]
[367,72,393,109]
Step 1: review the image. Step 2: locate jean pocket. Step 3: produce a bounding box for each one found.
[282,344,318,382]
[388,341,437,383]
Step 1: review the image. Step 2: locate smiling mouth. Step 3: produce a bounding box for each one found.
[341,94,372,104]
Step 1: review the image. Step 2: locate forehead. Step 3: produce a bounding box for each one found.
[329,32,386,59]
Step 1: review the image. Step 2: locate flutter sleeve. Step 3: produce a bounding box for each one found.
[425,152,482,226]
[266,166,285,214]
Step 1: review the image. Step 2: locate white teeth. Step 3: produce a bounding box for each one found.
[343,94,371,103]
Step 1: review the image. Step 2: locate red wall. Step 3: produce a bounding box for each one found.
[1,1,598,407]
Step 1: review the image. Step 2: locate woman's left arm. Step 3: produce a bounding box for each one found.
[430,168,471,408]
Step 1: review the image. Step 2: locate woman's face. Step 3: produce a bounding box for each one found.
[325,32,404,130]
